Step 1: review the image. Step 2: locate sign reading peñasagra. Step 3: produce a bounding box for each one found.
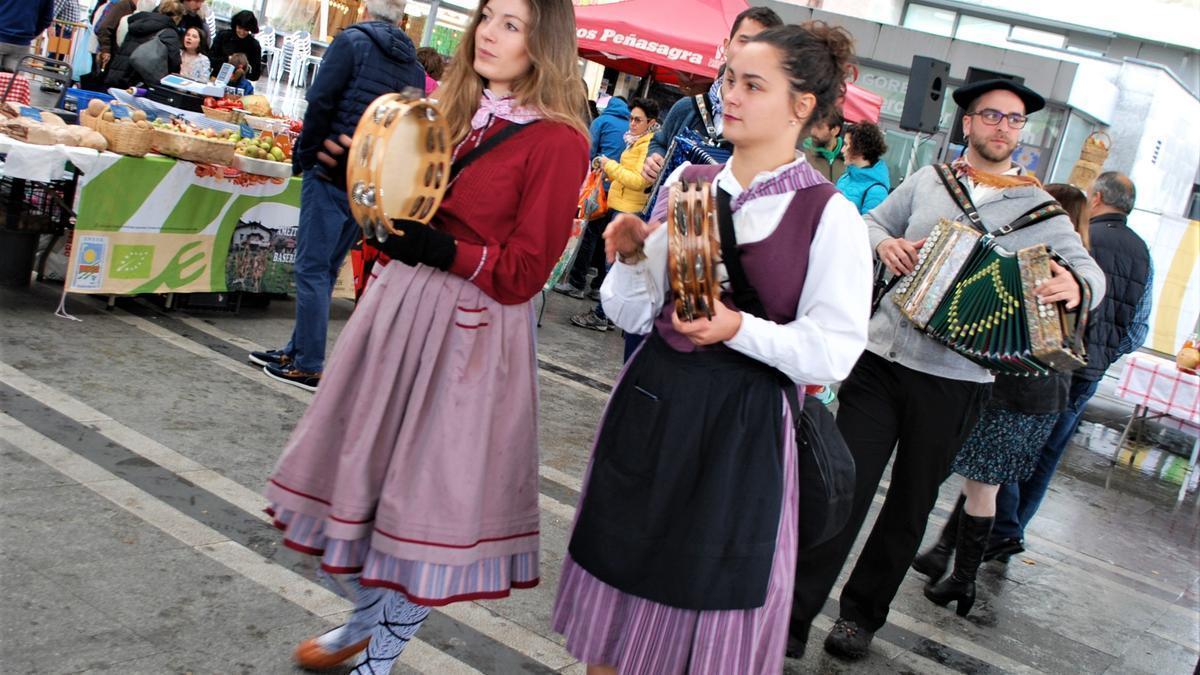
[577,27,707,66]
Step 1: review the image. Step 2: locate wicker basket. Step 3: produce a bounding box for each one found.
[153,128,237,165]
[1078,131,1111,165]
[202,105,244,124]
[94,104,153,156]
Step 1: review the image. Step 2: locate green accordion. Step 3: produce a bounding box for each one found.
[893,219,1089,376]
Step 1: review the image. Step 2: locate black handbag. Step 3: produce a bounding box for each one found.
[715,189,856,550]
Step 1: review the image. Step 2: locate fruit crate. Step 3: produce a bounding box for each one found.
[0,175,76,234]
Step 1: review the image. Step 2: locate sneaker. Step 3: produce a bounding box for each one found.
[823,618,873,660]
[263,362,321,392]
[586,288,602,301]
[552,282,584,297]
[566,287,588,300]
[570,309,612,332]
[249,348,291,367]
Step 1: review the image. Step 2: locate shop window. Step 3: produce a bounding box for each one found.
[1009,25,1066,49]
[903,4,956,38]
[211,0,259,21]
[955,16,1010,48]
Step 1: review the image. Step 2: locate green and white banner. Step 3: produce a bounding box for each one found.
[68,155,302,295]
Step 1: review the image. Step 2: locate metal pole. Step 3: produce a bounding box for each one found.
[904,131,922,179]
[421,0,440,48]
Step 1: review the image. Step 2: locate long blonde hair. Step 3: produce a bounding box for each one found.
[438,0,590,144]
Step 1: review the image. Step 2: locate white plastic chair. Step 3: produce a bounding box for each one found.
[303,53,323,86]
[270,32,296,83]
[204,11,217,47]
[287,33,312,88]
[259,25,277,73]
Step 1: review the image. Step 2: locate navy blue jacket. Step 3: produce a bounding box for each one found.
[293,21,425,178]
[1078,213,1152,382]
[589,97,629,160]
[0,0,55,46]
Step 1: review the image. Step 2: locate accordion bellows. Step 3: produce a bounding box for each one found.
[894,219,1088,376]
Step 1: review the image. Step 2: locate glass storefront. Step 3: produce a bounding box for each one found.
[210,0,477,47]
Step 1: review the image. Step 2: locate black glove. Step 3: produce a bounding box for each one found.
[371,220,457,271]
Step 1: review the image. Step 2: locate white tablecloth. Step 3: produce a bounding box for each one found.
[1114,352,1200,436]
[0,135,111,181]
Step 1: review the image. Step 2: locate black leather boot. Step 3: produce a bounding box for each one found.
[924,511,993,617]
[912,494,965,581]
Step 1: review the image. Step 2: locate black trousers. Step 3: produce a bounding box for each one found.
[790,351,991,633]
[566,211,614,290]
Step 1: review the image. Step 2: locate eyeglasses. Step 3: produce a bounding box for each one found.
[967,108,1028,129]
[629,116,647,123]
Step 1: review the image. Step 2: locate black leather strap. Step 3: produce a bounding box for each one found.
[714,188,768,320]
[448,120,542,189]
[934,163,984,231]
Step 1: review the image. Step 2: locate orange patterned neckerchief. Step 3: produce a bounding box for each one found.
[951,156,1042,190]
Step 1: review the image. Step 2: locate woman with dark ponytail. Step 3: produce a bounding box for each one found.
[552,22,872,674]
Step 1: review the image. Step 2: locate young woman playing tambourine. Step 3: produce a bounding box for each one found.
[552,22,874,675]
[261,0,588,672]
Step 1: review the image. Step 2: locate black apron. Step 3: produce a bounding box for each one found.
[568,332,786,611]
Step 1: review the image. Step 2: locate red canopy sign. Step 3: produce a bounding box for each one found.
[573,0,883,122]
[573,0,747,83]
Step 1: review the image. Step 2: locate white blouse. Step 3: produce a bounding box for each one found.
[599,156,873,385]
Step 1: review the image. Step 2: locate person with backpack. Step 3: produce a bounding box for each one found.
[247,0,425,392]
[104,0,183,89]
[552,22,871,674]
[836,121,890,214]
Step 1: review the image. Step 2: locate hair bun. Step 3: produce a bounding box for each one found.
[800,21,856,84]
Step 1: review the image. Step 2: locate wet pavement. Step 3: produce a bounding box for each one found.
[1,280,1197,674]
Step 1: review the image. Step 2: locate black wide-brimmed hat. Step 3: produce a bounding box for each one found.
[952,78,1045,114]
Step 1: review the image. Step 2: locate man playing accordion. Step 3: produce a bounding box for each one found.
[788,77,1106,661]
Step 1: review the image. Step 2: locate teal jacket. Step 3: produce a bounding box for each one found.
[836,160,891,214]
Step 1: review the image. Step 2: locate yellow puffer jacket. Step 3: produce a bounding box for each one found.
[602,131,653,213]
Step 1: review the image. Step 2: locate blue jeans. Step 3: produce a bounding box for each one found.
[992,376,1101,541]
[283,170,362,372]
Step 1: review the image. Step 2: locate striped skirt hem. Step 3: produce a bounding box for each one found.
[269,505,540,606]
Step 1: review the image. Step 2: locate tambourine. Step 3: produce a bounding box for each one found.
[346,91,451,241]
[667,180,721,321]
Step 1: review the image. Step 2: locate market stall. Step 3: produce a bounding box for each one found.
[65,153,302,296]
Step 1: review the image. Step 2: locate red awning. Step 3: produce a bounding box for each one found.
[844,83,883,124]
[573,0,884,122]
[574,0,747,84]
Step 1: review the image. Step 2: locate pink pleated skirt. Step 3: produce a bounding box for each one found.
[264,261,543,605]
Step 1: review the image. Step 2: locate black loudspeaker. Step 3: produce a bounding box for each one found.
[948,68,1025,146]
[900,56,950,134]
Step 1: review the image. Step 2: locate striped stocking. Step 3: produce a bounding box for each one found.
[315,573,387,651]
[350,590,431,674]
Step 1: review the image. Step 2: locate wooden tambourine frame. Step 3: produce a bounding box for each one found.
[668,180,721,321]
[346,91,451,241]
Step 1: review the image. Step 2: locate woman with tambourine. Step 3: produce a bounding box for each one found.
[261,0,589,671]
[552,22,873,673]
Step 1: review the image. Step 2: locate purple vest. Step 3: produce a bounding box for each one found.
[654,162,838,351]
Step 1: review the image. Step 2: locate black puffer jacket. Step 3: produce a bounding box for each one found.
[105,11,182,89]
[210,29,263,81]
[1077,213,1151,382]
[293,21,425,181]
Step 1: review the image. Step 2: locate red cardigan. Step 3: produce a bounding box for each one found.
[435,119,588,305]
